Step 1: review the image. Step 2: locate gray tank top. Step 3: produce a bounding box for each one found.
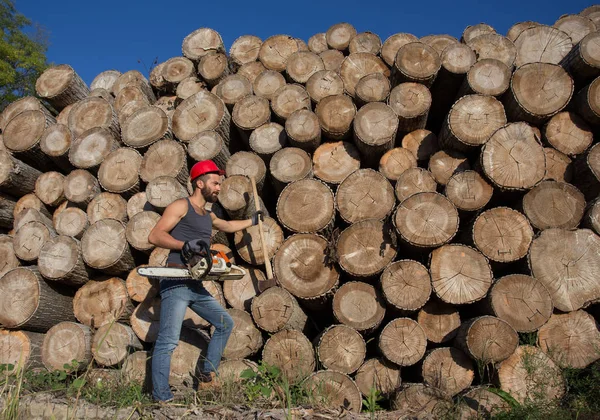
[166,198,213,266]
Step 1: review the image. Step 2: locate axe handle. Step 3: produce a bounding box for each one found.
[250,177,274,279]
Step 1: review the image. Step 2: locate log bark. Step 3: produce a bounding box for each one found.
[73,277,134,329]
[0,234,19,277]
[258,35,301,72]
[285,51,324,84]
[269,147,313,194]
[68,97,120,139]
[388,83,432,134]
[428,150,470,185]
[87,192,128,225]
[172,90,231,143]
[560,31,600,89]
[234,216,284,266]
[145,176,188,213]
[251,286,308,333]
[514,26,573,67]
[226,151,267,192]
[381,33,419,67]
[497,345,565,404]
[63,169,101,208]
[528,228,600,312]
[522,180,585,230]
[98,148,142,199]
[270,84,311,122]
[3,109,57,171]
[430,244,493,305]
[379,318,427,366]
[35,64,90,110]
[355,73,391,108]
[222,308,263,359]
[229,35,262,68]
[455,316,518,363]
[438,94,507,152]
[544,147,573,183]
[395,168,438,202]
[34,171,65,207]
[252,70,286,101]
[503,63,573,125]
[339,53,390,98]
[481,122,545,190]
[315,94,356,140]
[69,127,119,174]
[262,329,315,384]
[469,34,516,68]
[0,266,75,332]
[583,197,600,235]
[81,219,135,275]
[355,358,402,397]
[126,211,160,252]
[284,109,321,152]
[421,347,474,397]
[276,178,335,233]
[336,219,397,278]
[90,70,121,92]
[0,194,16,230]
[304,371,362,413]
[335,168,395,223]
[312,141,360,186]
[571,76,600,127]
[91,322,142,367]
[490,274,553,333]
[333,281,386,333]
[394,192,459,249]
[349,31,382,55]
[39,124,74,173]
[538,310,600,369]
[457,58,511,97]
[232,95,271,145]
[353,102,398,167]
[305,70,344,103]
[472,207,533,263]
[544,111,593,157]
[38,235,91,287]
[222,266,265,311]
[273,233,339,300]
[139,139,187,184]
[308,33,328,54]
[391,42,441,87]
[0,330,45,373]
[326,22,357,51]
[445,170,493,212]
[121,106,171,149]
[41,322,92,372]
[187,130,230,168]
[417,299,461,344]
[380,260,431,312]
[13,220,56,262]
[214,74,253,111]
[316,324,365,374]
[401,129,439,164]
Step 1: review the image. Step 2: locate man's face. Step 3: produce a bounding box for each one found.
[199,173,222,203]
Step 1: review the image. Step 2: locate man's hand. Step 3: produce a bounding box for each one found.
[251,210,265,226]
[182,239,210,264]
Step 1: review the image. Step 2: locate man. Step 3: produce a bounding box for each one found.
[148,160,263,403]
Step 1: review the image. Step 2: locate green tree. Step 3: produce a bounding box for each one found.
[0,0,48,111]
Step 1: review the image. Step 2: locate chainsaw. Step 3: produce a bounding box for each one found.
[137,249,247,281]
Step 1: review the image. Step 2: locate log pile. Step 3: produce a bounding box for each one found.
[2,7,600,414]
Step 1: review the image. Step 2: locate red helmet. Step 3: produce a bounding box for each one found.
[190,160,225,180]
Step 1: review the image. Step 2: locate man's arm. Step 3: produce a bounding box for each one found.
[148,199,188,250]
[211,213,253,233]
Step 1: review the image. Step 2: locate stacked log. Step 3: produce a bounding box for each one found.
[2,10,600,414]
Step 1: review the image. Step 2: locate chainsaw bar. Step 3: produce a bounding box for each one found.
[137,265,247,281]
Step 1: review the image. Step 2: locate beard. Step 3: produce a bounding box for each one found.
[201,185,219,203]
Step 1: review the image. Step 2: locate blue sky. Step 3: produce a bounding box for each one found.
[17,0,596,86]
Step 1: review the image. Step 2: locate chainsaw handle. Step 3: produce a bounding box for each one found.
[250,176,274,279]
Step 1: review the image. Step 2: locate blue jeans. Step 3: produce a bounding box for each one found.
[151,283,234,401]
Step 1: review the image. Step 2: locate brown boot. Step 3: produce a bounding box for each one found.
[197,371,221,391]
